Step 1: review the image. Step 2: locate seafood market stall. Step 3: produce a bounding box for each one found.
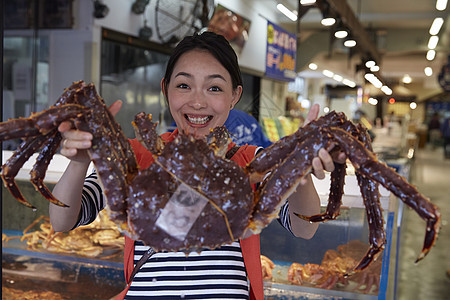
[2,151,125,299]
[260,163,404,300]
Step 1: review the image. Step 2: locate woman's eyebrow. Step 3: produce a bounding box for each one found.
[174,71,191,78]
[174,72,227,82]
[207,74,227,82]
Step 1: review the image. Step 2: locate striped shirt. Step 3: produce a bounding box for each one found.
[75,152,293,299]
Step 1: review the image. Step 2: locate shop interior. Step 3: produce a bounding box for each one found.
[2,0,450,299]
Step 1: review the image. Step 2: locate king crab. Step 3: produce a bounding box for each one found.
[0,81,441,273]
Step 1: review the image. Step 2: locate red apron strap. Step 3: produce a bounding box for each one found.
[240,234,264,300]
[115,235,135,299]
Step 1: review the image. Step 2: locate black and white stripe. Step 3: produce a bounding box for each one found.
[126,241,249,299]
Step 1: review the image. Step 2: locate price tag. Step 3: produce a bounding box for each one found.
[156,183,209,241]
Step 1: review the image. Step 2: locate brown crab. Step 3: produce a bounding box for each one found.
[0,81,440,274]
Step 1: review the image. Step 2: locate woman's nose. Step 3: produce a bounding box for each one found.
[189,92,207,109]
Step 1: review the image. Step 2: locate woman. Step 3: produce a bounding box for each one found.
[50,32,343,299]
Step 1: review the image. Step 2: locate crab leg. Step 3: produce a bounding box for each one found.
[30,131,64,205]
[0,104,88,141]
[72,84,137,226]
[1,130,67,208]
[246,111,347,178]
[294,162,346,222]
[327,127,441,262]
[132,112,165,155]
[250,133,334,233]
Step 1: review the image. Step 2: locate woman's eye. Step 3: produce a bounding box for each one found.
[209,86,222,92]
[177,83,189,89]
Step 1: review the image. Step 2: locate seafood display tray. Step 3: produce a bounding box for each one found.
[261,204,398,300]
[2,237,125,300]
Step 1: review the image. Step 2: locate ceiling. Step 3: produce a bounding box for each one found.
[260,0,450,101]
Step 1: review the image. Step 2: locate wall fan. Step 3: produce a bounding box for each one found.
[154,0,215,45]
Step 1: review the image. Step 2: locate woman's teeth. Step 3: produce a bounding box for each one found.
[187,115,210,124]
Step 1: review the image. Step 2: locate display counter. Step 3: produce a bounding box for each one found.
[2,244,125,299]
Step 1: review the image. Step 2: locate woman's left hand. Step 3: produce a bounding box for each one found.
[303,104,347,181]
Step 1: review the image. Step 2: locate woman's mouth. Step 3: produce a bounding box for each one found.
[185,114,212,125]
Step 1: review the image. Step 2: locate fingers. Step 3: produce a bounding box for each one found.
[108,100,123,117]
[60,130,92,158]
[304,103,320,126]
[311,148,336,180]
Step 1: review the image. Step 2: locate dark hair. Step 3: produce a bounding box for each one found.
[162,31,243,99]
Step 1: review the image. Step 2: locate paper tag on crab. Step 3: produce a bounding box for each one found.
[155,183,209,241]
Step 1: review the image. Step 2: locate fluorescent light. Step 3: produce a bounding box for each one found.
[429,17,444,35]
[436,0,448,11]
[300,0,316,5]
[370,65,380,72]
[381,86,392,95]
[321,17,336,26]
[424,67,433,76]
[428,35,439,49]
[333,74,343,82]
[322,69,334,77]
[427,49,436,61]
[334,29,348,39]
[308,63,318,70]
[365,60,376,68]
[368,98,378,105]
[402,74,412,84]
[277,4,298,21]
[342,79,356,87]
[344,39,356,47]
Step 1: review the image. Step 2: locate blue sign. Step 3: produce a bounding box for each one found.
[265,21,297,81]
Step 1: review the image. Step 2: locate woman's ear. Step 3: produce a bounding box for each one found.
[160,78,166,97]
[230,85,243,109]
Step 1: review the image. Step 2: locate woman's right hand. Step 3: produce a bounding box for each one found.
[57,100,123,164]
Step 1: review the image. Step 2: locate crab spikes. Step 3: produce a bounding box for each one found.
[0,104,88,141]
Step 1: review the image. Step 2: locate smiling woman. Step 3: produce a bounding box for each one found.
[41,31,341,300]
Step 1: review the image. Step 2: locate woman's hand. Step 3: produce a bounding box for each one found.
[303,104,346,181]
[57,100,123,163]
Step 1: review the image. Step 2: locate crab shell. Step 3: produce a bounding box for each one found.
[127,134,255,252]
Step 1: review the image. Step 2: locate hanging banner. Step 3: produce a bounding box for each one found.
[265,21,297,81]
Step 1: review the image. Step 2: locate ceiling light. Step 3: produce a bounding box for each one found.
[321,17,336,26]
[308,63,318,70]
[427,49,436,60]
[436,0,448,11]
[131,0,150,14]
[300,0,316,5]
[334,28,348,39]
[342,79,356,87]
[429,17,444,35]
[370,65,380,72]
[93,0,109,18]
[424,67,433,76]
[428,35,439,49]
[381,86,392,95]
[277,4,298,21]
[344,37,356,47]
[410,102,417,110]
[322,69,334,77]
[402,74,412,84]
[365,60,376,68]
[368,98,378,105]
[333,74,343,81]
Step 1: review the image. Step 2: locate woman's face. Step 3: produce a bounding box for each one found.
[165,49,242,138]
